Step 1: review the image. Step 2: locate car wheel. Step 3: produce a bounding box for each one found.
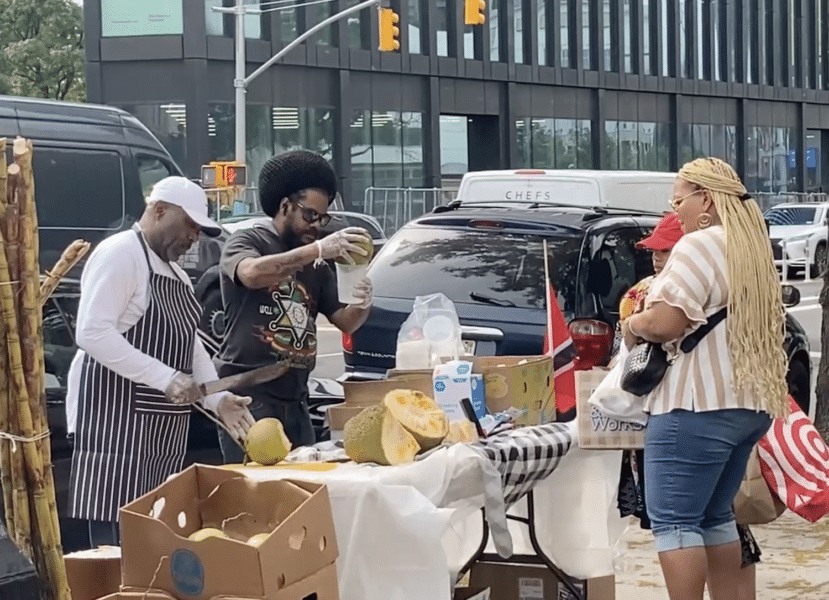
[811,243,827,279]
[198,287,225,347]
[787,358,810,414]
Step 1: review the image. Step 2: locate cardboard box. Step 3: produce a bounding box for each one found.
[453,587,491,600]
[65,546,121,600]
[326,403,367,432]
[469,562,615,600]
[118,563,340,600]
[576,369,645,450]
[120,465,338,600]
[472,356,554,426]
[342,374,434,407]
[433,361,488,422]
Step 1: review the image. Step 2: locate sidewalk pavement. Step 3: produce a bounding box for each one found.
[615,512,829,599]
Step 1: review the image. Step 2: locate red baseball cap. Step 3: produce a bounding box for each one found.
[636,212,684,250]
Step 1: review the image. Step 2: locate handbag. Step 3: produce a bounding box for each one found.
[620,307,727,396]
[734,445,786,525]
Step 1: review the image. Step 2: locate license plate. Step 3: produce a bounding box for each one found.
[462,340,477,355]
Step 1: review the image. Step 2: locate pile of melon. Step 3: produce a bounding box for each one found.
[343,389,478,465]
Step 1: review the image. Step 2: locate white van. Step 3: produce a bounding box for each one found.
[455,169,676,215]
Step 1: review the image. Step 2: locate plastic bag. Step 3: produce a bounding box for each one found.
[396,293,465,370]
[587,344,648,425]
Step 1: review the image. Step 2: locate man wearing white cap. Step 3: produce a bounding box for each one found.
[66,176,255,547]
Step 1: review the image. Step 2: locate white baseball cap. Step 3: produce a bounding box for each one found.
[147,176,223,237]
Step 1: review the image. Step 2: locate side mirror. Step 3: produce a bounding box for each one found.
[781,284,800,308]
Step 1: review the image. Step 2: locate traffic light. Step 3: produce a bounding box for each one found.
[200,162,247,188]
[378,7,400,52]
[464,0,486,25]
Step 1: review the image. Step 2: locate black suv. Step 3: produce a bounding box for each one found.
[343,201,812,412]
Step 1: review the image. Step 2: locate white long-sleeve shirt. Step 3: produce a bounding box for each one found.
[66,227,225,434]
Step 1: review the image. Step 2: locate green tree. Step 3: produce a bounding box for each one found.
[0,0,85,101]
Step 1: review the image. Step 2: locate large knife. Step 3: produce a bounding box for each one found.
[198,362,289,397]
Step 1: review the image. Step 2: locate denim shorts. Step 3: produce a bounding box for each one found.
[644,408,772,552]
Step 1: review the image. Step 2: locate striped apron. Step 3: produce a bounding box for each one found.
[68,229,202,523]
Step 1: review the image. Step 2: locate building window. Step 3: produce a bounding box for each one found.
[696,0,705,79]
[605,120,669,171]
[490,0,502,61]
[603,0,615,72]
[351,111,426,212]
[514,0,524,64]
[517,118,593,169]
[347,0,371,49]
[582,0,593,69]
[281,1,298,44]
[310,1,333,46]
[205,0,265,39]
[623,0,633,73]
[118,103,187,170]
[744,126,797,193]
[408,0,423,54]
[538,0,547,65]
[643,0,651,75]
[436,0,450,57]
[559,0,570,67]
[101,0,183,36]
[661,0,671,76]
[712,0,722,81]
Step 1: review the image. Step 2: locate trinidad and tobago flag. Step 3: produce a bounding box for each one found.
[543,280,578,420]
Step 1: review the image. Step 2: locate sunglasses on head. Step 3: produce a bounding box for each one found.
[293,201,331,227]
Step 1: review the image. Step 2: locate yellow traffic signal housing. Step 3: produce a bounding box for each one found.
[201,162,247,188]
[464,0,486,25]
[378,7,400,52]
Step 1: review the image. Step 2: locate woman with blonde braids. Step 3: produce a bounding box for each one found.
[621,157,788,600]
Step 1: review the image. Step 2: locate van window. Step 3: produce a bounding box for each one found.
[34,148,125,230]
[138,156,174,197]
[590,228,653,321]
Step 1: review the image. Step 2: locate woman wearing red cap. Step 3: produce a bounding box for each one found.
[617,211,761,599]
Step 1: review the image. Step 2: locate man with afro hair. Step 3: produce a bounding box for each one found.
[216,150,373,460]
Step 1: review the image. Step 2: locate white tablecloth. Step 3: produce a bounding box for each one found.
[229,421,626,600]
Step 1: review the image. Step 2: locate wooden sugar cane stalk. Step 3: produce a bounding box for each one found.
[40,240,90,306]
[4,163,31,554]
[0,231,65,600]
[0,137,12,534]
[13,138,70,600]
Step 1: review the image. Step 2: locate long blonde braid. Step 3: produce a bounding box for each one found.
[678,157,789,418]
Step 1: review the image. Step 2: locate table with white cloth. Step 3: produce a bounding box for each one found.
[226,420,626,600]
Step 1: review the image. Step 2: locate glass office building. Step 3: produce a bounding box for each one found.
[85,0,829,210]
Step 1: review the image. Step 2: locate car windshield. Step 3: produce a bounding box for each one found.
[370,226,583,311]
[764,206,818,226]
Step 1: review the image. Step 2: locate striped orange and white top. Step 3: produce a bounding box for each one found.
[643,225,766,415]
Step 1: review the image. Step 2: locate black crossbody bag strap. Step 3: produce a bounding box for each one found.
[679,307,728,354]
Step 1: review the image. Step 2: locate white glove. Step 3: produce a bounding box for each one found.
[217,394,255,441]
[316,227,371,265]
[351,276,373,309]
[165,372,201,405]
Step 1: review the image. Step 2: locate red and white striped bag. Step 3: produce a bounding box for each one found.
[758,396,829,523]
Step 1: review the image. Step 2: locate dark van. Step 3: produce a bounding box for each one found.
[0,96,219,552]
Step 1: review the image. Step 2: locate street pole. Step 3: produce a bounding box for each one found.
[234,0,247,164]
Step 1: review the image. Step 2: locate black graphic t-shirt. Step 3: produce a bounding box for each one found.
[217,220,341,403]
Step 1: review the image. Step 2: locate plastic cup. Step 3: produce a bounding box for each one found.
[336,262,369,305]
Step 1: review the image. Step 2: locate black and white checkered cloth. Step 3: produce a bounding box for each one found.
[469,422,575,507]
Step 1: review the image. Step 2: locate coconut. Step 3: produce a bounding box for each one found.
[343,404,420,465]
[245,418,292,466]
[382,389,449,451]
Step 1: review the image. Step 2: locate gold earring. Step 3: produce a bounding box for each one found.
[697,212,712,229]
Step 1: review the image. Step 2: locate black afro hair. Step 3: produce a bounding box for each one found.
[258,150,338,217]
